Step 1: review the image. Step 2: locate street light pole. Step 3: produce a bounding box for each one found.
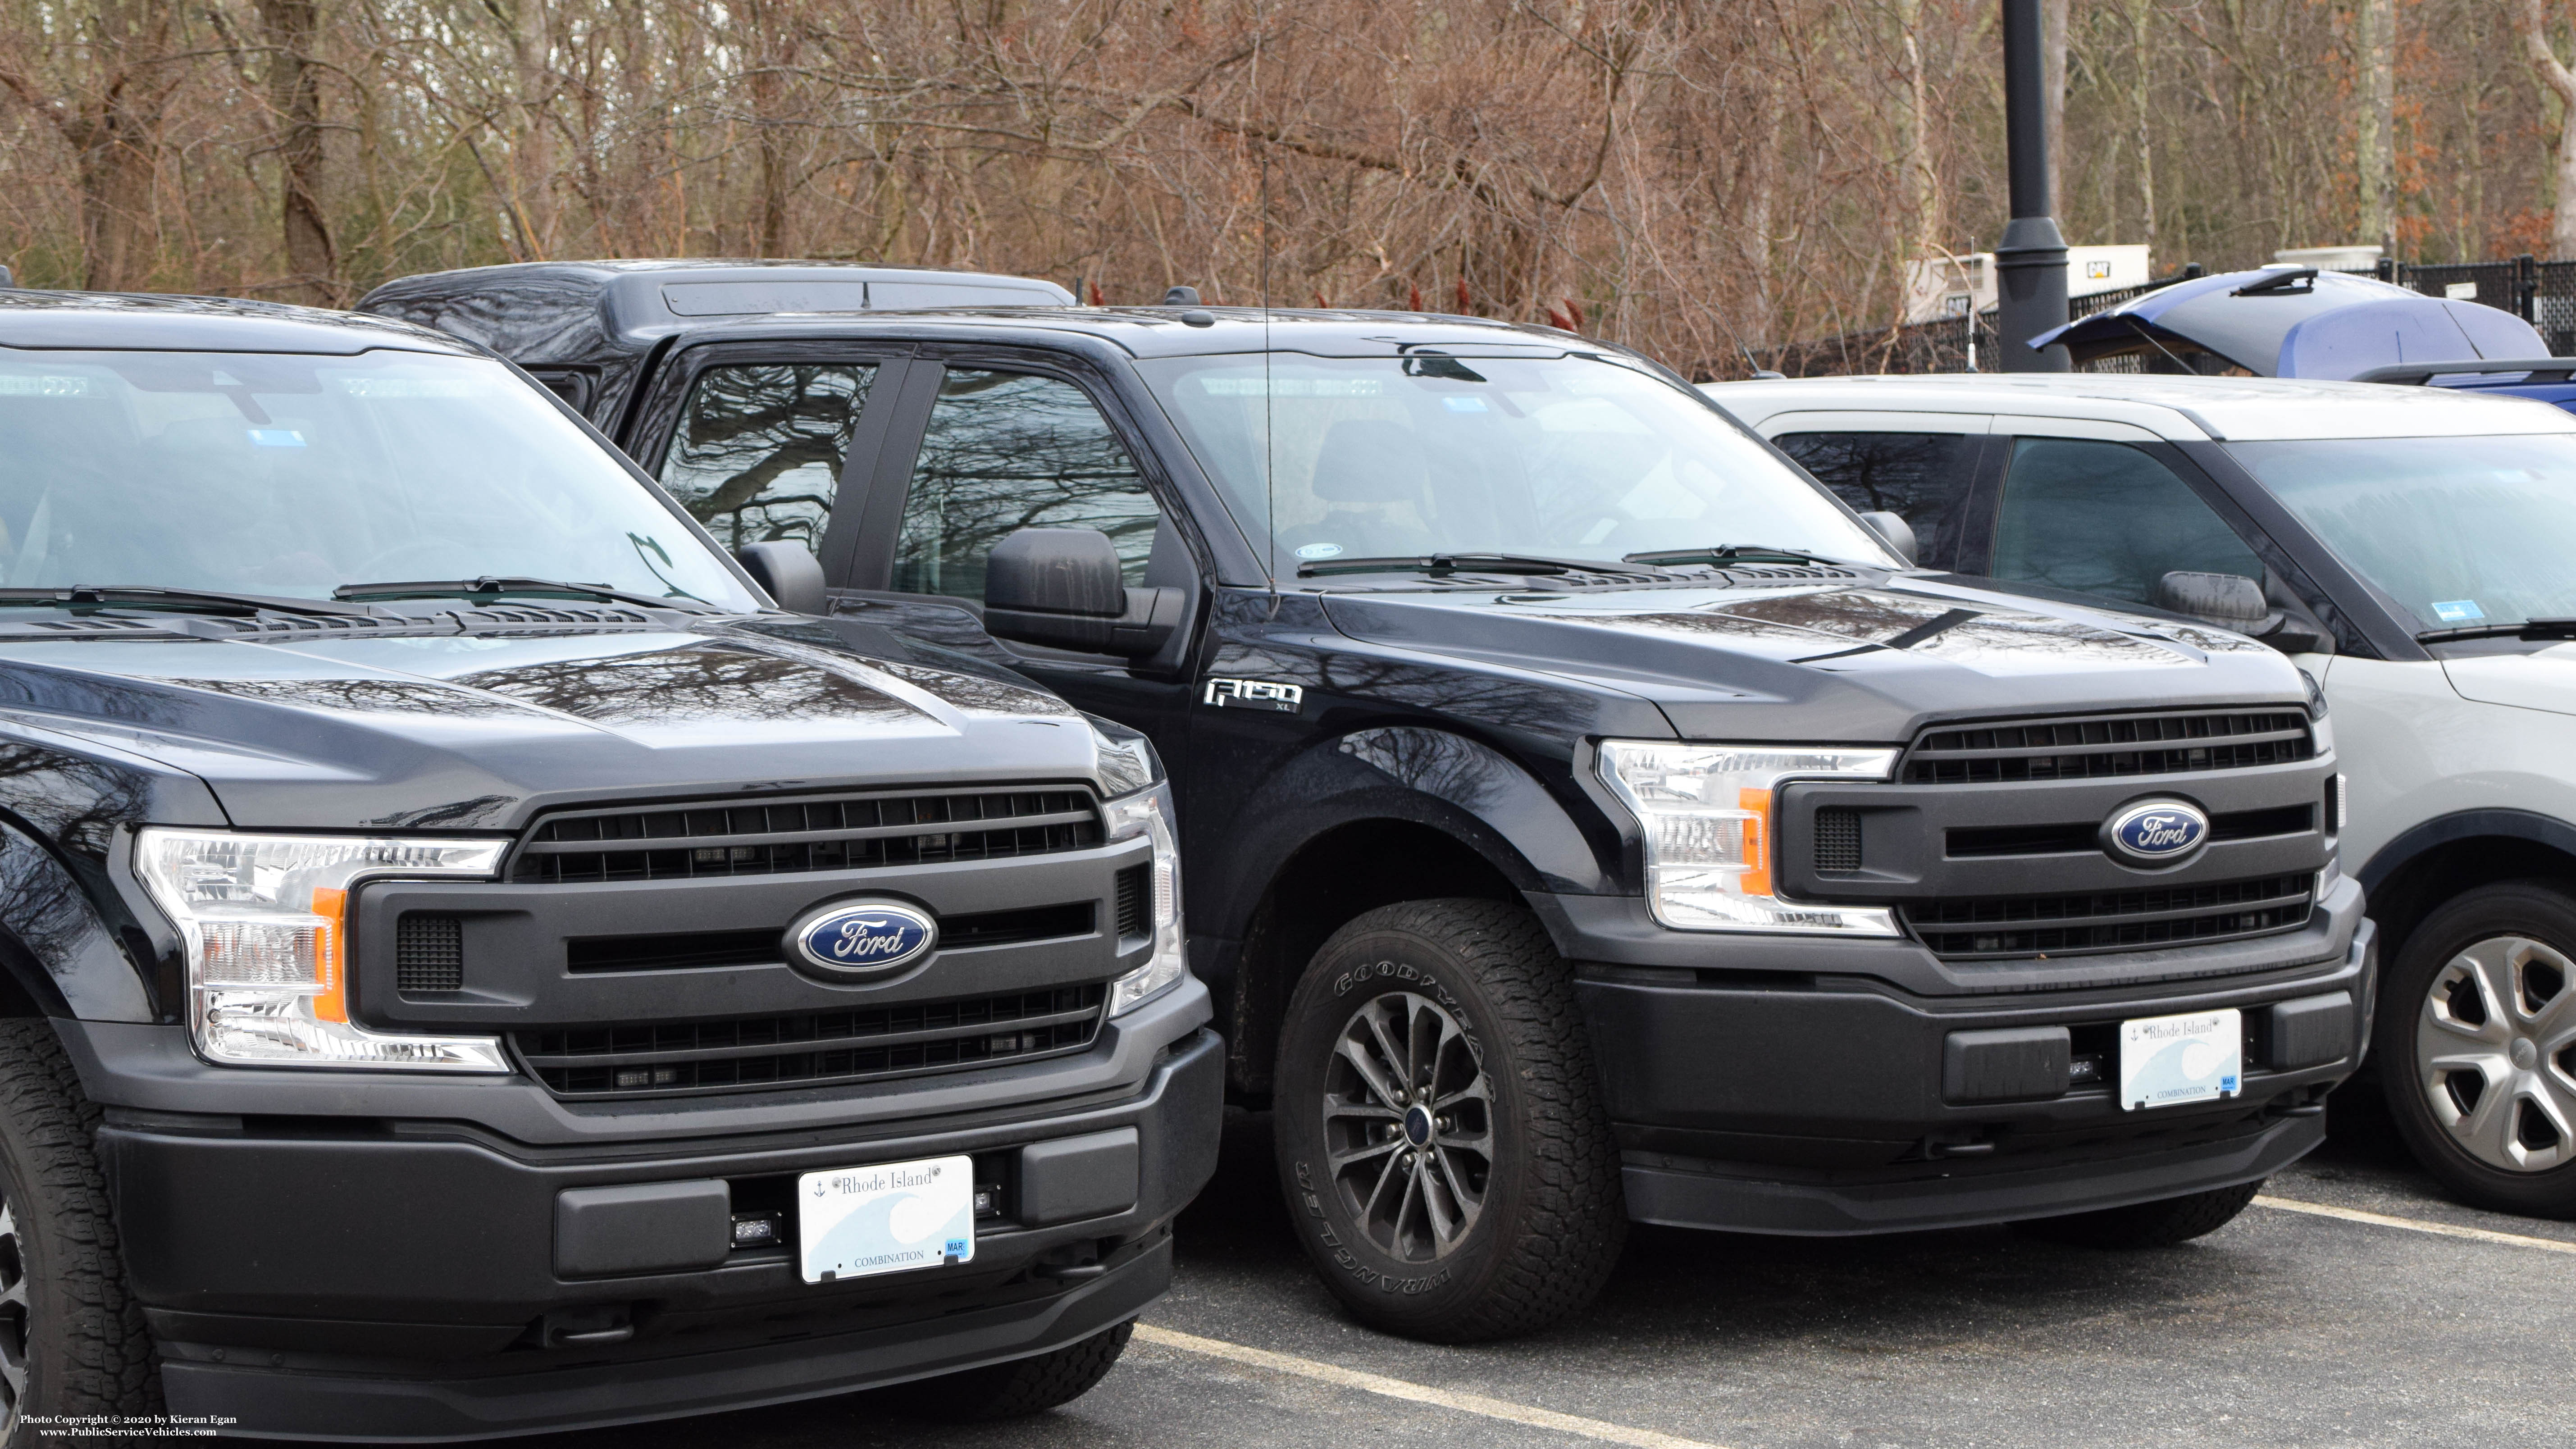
[1996,0,2070,371]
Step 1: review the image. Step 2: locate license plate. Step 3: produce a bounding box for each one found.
[2119,1007,2243,1111]
[796,1154,975,1284]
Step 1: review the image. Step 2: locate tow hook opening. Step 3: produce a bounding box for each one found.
[535,1304,635,1349]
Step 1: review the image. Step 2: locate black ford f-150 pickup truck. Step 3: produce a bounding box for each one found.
[367,260,2374,1344]
[0,288,1217,1440]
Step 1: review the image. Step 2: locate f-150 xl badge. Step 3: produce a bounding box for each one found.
[1204,678,1304,713]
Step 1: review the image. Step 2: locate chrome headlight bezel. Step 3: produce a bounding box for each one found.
[133,828,515,1072]
[1103,781,1186,1015]
[1596,739,1904,936]
[1090,715,1163,799]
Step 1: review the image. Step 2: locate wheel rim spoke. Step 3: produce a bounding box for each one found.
[1328,1136,1402,1171]
[1334,1033,1404,1111]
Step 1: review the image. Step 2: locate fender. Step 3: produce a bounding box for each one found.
[0,816,150,1022]
[2357,808,2576,897]
[0,716,231,1023]
[1206,725,1616,947]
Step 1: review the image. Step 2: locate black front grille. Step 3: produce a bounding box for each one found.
[512,786,1102,884]
[396,914,464,993]
[561,902,1096,974]
[516,983,1108,1098]
[1904,710,2313,785]
[1813,808,1862,872]
[1905,875,2315,959]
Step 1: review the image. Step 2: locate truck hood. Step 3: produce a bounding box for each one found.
[1318,572,2306,740]
[2445,644,2576,717]
[0,623,1094,830]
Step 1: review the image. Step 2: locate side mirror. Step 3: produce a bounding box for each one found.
[1859,510,1917,566]
[734,541,826,615]
[2153,570,2272,633]
[985,527,1181,657]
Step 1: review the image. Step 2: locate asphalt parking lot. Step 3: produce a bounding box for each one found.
[475,1087,2574,1449]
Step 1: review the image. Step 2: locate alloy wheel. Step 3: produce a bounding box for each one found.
[1320,990,1495,1261]
[2418,934,2576,1172]
[0,1195,26,1433]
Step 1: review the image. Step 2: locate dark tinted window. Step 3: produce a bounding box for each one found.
[1773,431,1978,567]
[1991,437,2261,604]
[658,363,875,554]
[893,369,1160,601]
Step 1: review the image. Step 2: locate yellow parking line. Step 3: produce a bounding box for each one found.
[1131,1323,1725,1449]
[2252,1194,2576,1255]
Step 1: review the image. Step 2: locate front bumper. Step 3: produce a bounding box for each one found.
[81,1016,1220,1441]
[1551,879,2373,1235]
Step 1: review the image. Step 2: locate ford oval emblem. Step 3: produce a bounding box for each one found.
[786,900,937,979]
[2103,799,2211,866]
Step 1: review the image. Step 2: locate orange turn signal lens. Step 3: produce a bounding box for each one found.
[1736,787,1773,896]
[309,886,347,1023]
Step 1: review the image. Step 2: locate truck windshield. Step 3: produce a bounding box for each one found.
[2227,434,2576,634]
[0,349,761,610]
[1135,351,1895,575]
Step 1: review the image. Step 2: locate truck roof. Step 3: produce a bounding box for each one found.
[357,259,1076,362]
[0,289,471,355]
[357,258,1615,427]
[1703,371,2576,442]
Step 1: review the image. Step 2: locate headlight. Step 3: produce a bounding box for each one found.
[1597,740,1903,935]
[134,829,513,1071]
[1103,783,1186,1014]
[1090,715,1163,797]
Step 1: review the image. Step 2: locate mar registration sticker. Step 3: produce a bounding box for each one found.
[2118,1008,2242,1111]
[797,1154,974,1283]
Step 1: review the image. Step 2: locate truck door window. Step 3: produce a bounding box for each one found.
[893,369,1161,601]
[1772,431,1976,569]
[1992,437,2261,604]
[658,363,875,556]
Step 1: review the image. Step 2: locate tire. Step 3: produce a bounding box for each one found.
[0,1019,156,1443]
[886,1321,1131,1421]
[2376,881,2576,1217]
[1272,898,1625,1343]
[2012,1179,2263,1248]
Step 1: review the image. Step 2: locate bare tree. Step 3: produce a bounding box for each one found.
[0,0,184,289]
[2522,0,2576,260]
[254,0,336,301]
[2357,0,2396,251]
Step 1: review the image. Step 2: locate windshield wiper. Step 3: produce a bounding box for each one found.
[2416,618,2576,644]
[331,577,719,613]
[0,586,379,618]
[1295,552,1658,579]
[1623,543,1848,568]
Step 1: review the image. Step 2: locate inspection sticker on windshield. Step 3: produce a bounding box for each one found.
[2119,1008,2242,1111]
[2431,600,2485,624]
[797,1154,973,1283]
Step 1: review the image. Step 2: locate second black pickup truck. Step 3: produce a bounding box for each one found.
[368,260,2374,1342]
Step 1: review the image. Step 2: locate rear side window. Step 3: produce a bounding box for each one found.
[657,363,875,555]
[892,369,1162,602]
[1991,437,2261,604]
[1772,432,1977,568]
